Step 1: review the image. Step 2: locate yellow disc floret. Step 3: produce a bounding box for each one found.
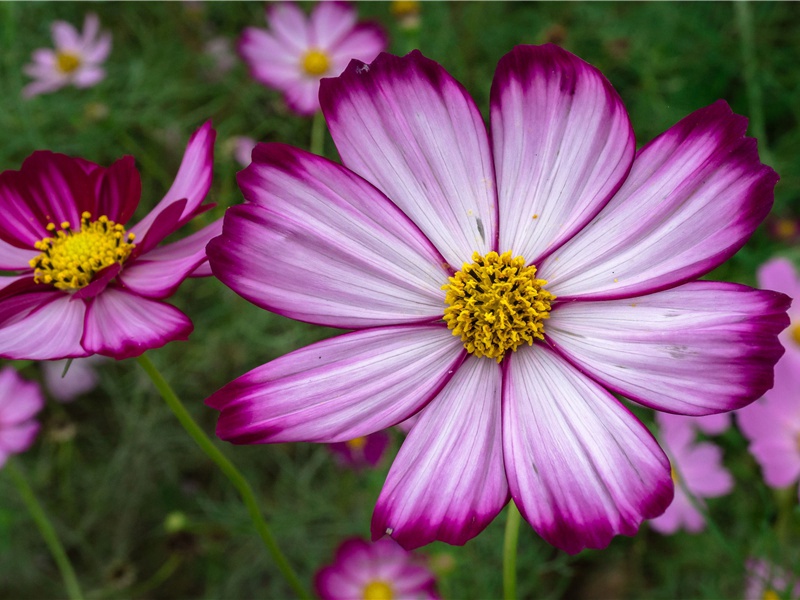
[56,51,82,74]
[363,581,393,600]
[443,251,555,362]
[791,323,800,347]
[29,212,136,291]
[346,436,368,451]
[302,49,330,76]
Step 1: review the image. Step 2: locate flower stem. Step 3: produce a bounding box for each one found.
[6,459,84,600]
[136,353,309,599]
[503,500,522,600]
[310,110,326,156]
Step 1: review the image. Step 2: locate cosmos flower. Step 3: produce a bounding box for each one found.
[0,367,44,468]
[738,350,800,499]
[328,430,390,470]
[744,558,800,600]
[238,1,386,115]
[207,46,788,553]
[649,413,733,534]
[757,258,800,362]
[0,122,221,360]
[23,13,112,98]
[315,537,439,600]
[42,357,104,402]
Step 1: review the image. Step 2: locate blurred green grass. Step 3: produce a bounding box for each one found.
[0,1,798,598]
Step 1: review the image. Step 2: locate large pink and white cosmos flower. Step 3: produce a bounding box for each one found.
[23,13,112,98]
[207,46,790,554]
[238,1,386,115]
[0,123,221,361]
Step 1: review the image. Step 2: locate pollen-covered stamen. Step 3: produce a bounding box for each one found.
[29,211,136,291]
[443,251,555,362]
[55,51,82,74]
[302,49,330,76]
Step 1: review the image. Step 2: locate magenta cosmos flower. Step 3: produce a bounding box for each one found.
[0,122,220,360]
[649,414,732,535]
[207,45,790,553]
[23,13,111,98]
[0,367,44,468]
[238,1,386,115]
[315,537,439,600]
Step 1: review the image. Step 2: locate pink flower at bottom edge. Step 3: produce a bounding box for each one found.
[745,558,800,600]
[0,367,44,468]
[207,45,789,554]
[649,414,733,535]
[23,13,112,98]
[0,122,222,361]
[315,537,439,600]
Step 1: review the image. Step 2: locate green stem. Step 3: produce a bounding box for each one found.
[7,459,84,600]
[309,110,326,156]
[136,353,309,599]
[503,500,521,600]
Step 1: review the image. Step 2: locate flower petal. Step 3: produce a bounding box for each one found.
[94,155,140,224]
[328,25,387,75]
[320,51,497,268]
[503,344,672,554]
[542,101,778,299]
[0,421,40,455]
[491,44,634,264]
[238,28,300,88]
[372,355,508,548]
[266,2,310,53]
[547,281,790,414]
[0,367,44,423]
[0,292,88,360]
[119,219,221,299]
[207,325,465,444]
[218,144,450,328]
[0,238,36,270]
[284,78,322,116]
[309,1,356,48]
[52,21,80,50]
[130,122,215,243]
[81,288,192,359]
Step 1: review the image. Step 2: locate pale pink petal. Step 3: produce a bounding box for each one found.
[309,2,356,48]
[72,66,105,88]
[42,357,102,402]
[649,491,704,535]
[328,25,387,77]
[266,2,310,52]
[30,49,57,68]
[321,51,497,269]
[679,443,733,497]
[0,292,88,360]
[207,325,465,444]
[758,258,800,299]
[0,367,45,422]
[238,27,302,88]
[131,122,215,243]
[284,78,322,115]
[22,78,67,98]
[372,356,508,548]
[232,136,257,167]
[52,21,81,51]
[542,101,778,300]
[547,282,789,415]
[85,32,111,64]
[81,288,192,359]
[216,144,450,328]
[79,13,100,46]
[0,421,40,455]
[503,344,672,554]
[491,44,634,264]
[119,219,222,299]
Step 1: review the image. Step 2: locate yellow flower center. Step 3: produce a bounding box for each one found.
[791,323,800,347]
[670,465,679,485]
[29,212,136,291]
[390,0,421,17]
[763,590,780,600]
[443,251,554,362]
[363,581,393,600]
[302,49,330,76]
[56,51,82,74]
[346,436,368,451]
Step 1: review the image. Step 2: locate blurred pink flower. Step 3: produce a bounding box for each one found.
[327,430,390,470]
[649,413,733,534]
[0,367,44,468]
[315,537,439,600]
[23,13,112,98]
[0,123,221,360]
[42,357,104,402]
[758,258,800,361]
[238,1,386,115]
[233,136,258,168]
[745,558,800,600]
[738,351,800,499]
[657,410,732,437]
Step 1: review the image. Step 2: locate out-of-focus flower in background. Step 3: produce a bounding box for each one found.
[744,558,800,600]
[0,367,44,468]
[42,357,103,403]
[649,413,733,534]
[757,258,800,362]
[231,136,258,168]
[315,537,439,600]
[390,1,422,31]
[238,2,386,115]
[327,430,390,470]
[0,123,221,360]
[23,13,111,98]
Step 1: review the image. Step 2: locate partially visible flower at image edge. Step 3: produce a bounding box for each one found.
[649,413,733,535]
[23,13,111,98]
[315,537,439,600]
[0,122,221,361]
[745,558,800,600]
[755,257,800,362]
[207,45,790,553]
[238,1,386,115]
[0,366,44,468]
